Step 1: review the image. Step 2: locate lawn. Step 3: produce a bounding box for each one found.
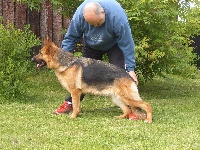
[0,70,199,150]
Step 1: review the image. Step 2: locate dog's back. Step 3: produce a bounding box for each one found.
[56,49,133,93]
[75,58,131,86]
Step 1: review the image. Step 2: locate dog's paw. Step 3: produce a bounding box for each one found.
[70,114,78,118]
[115,114,129,119]
[144,119,152,123]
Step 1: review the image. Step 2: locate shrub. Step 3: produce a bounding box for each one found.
[17,0,200,82]
[119,0,200,82]
[0,22,41,100]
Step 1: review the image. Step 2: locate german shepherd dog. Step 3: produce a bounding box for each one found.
[33,38,152,123]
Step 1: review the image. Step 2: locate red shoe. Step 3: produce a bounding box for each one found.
[53,101,73,114]
[129,113,138,120]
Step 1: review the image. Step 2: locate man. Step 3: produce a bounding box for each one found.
[53,0,139,119]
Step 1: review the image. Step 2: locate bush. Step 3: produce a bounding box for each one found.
[119,0,200,82]
[18,0,200,82]
[55,0,200,81]
[0,22,40,100]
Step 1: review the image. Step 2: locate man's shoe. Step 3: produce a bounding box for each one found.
[53,101,73,114]
[129,107,147,120]
[129,113,138,120]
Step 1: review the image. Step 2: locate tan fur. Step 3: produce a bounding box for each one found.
[33,37,152,123]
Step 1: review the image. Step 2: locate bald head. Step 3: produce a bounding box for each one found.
[83,2,105,26]
[84,2,103,15]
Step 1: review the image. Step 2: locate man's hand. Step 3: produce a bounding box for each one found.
[128,71,138,85]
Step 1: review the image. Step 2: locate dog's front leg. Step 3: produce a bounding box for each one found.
[70,89,82,118]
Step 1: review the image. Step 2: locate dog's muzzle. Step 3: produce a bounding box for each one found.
[32,56,47,70]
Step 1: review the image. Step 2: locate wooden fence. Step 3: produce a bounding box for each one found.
[0,0,71,54]
[1,0,200,66]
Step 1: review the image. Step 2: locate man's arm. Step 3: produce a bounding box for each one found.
[62,15,83,51]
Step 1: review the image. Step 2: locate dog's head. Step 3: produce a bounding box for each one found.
[32,37,59,70]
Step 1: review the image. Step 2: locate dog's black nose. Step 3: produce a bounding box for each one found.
[32,56,37,64]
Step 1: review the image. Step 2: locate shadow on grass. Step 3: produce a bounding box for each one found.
[0,69,66,104]
[2,70,199,108]
[0,92,48,104]
[139,76,200,100]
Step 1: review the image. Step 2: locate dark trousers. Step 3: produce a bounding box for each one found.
[65,41,125,103]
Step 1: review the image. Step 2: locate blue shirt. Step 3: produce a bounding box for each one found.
[62,0,136,71]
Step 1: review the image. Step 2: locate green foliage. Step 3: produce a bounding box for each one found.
[0,22,41,100]
[17,0,200,82]
[118,0,200,81]
[16,0,83,17]
[50,0,83,17]
[16,0,41,10]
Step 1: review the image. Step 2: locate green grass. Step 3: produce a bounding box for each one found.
[0,70,200,150]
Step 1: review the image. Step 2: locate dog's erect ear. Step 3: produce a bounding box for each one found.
[43,36,58,57]
[44,36,52,46]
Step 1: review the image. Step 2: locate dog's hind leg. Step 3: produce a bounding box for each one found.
[114,79,152,123]
[70,89,82,118]
[111,95,131,118]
